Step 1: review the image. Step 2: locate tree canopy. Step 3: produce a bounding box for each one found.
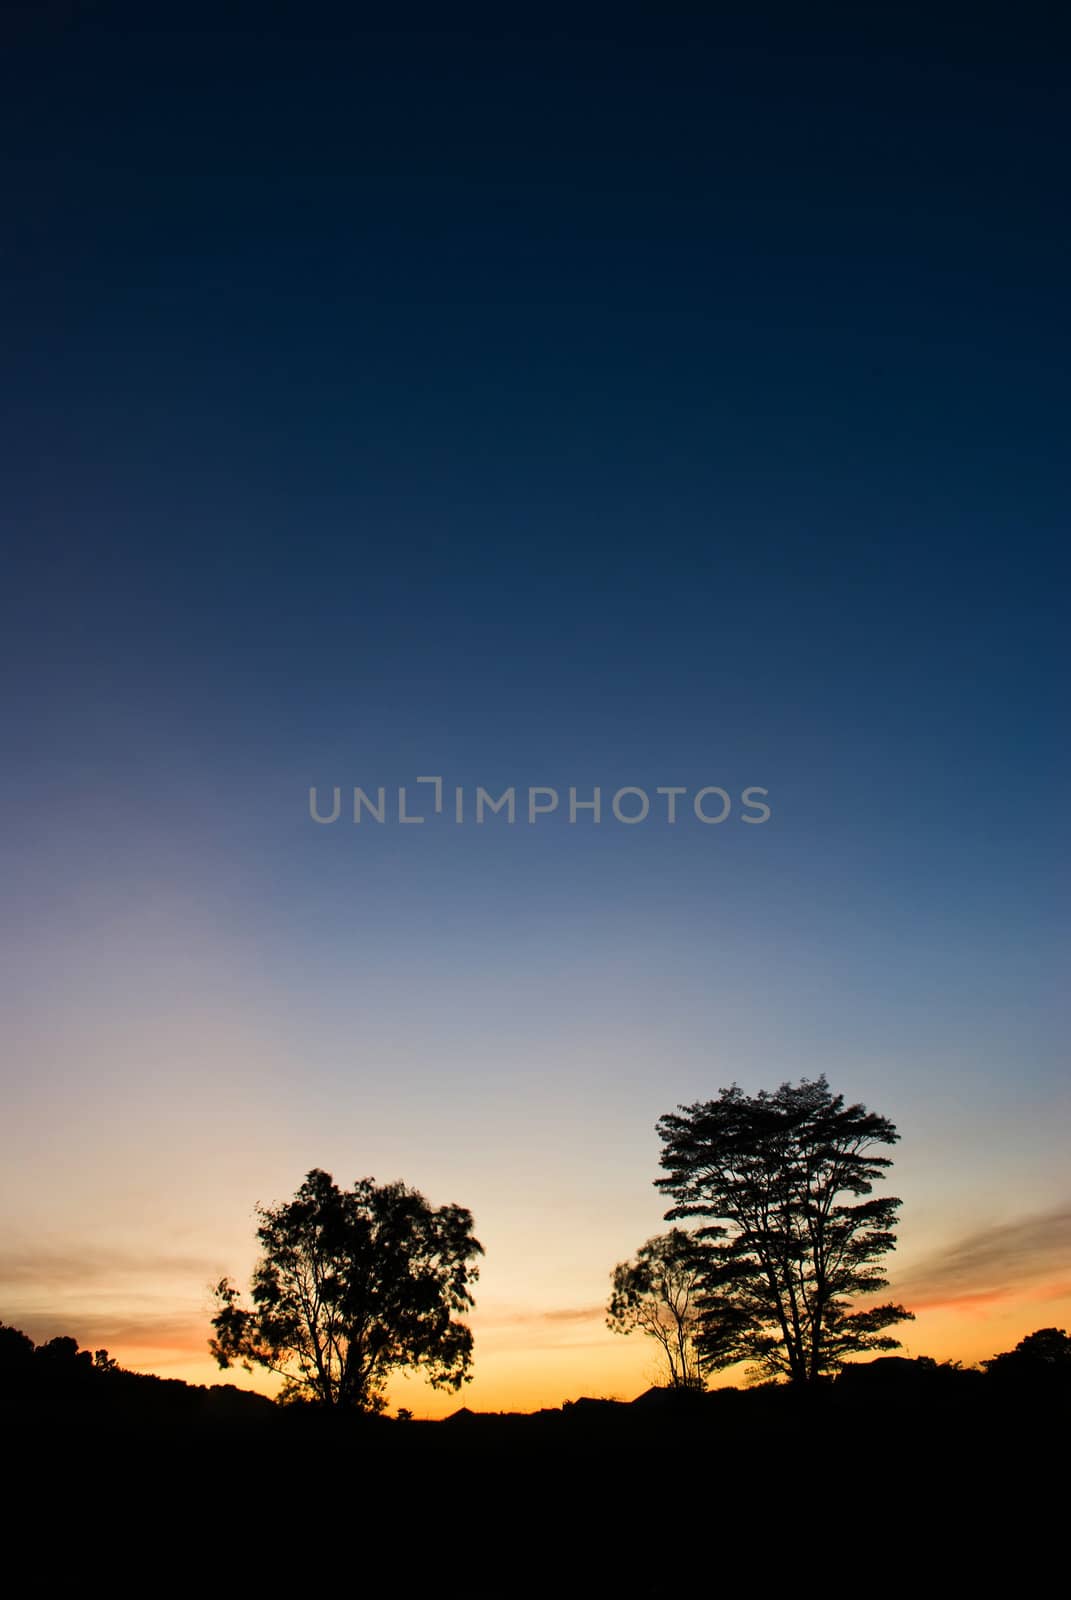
[656,1075,913,1384]
[210,1168,483,1412]
[983,1327,1071,1384]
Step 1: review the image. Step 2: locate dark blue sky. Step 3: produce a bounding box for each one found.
[6,6,1067,937]
[2,6,1068,1401]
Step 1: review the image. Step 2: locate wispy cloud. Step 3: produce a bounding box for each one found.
[0,1245,219,1290]
[894,1204,1071,1312]
[477,1304,605,1328]
[12,1308,208,1355]
[469,1303,609,1353]
[0,1244,224,1361]
[530,1305,606,1325]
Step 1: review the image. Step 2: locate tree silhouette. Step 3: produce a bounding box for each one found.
[210,1168,483,1411]
[656,1076,913,1384]
[35,1335,91,1369]
[984,1327,1071,1384]
[0,1323,35,1374]
[607,1230,707,1388]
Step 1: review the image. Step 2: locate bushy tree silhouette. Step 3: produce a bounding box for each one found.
[0,1323,35,1373]
[984,1327,1071,1385]
[607,1230,707,1387]
[210,1168,483,1412]
[656,1075,913,1384]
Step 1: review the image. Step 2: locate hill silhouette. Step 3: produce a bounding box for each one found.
[4,1320,1069,1460]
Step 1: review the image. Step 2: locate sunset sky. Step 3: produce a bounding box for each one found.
[3,9,1068,1416]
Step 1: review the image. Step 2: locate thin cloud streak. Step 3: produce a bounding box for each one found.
[0,1245,220,1290]
[13,1309,210,1354]
[0,1246,226,1363]
[894,1204,1071,1310]
[479,1305,605,1327]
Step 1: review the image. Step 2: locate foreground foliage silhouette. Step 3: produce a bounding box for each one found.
[210,1168,483,1411]
[657,1075,913,1383]
[0,1320,275,1427]
[4,1317,1069,1470]
[983,1327,1071,1382]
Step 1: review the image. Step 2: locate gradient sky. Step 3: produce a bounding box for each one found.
[2,8,1069,1414]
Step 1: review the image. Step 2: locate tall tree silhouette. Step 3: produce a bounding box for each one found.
[656,1076,912,1384]
[210,1168,483,1411]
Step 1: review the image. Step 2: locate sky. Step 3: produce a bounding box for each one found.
[1,6,1069,1415]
